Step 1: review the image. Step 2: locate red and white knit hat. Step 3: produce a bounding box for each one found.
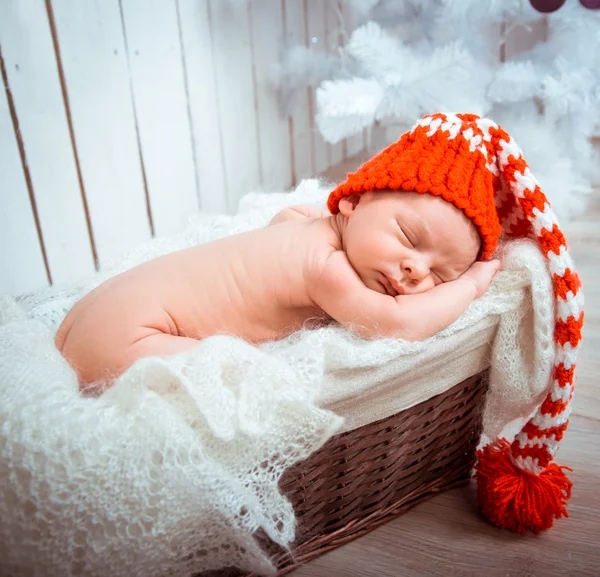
[328,112,584,534]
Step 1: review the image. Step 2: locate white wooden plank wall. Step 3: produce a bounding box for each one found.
[283,0,312,184]
[119,0,200,238]
[0,0,365,296]
[177,0,227,214]
[305,0,328,175]
[0,49,49,295]
[0,0,97,288]
[49,0,154,268]
[0,1,545,297]
[340,0,367,158]
[249,0,292,191]
[324,1,344,168]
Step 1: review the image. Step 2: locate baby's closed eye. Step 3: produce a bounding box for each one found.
[396,222,415,247]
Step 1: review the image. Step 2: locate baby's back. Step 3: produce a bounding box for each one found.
[55,217,333,386]
[164,219,331,341]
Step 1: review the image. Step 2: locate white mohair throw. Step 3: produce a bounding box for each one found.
[0,179,555,576]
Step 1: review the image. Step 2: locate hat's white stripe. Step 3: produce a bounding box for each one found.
[551,381,574,403]
[557,290,584,322]
[547,245,575,277]
[556,342,579,370]
[530,206,558,237]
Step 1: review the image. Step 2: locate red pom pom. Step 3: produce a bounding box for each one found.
[474,439,573,534]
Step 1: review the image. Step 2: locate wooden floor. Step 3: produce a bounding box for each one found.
[290,162,600,576]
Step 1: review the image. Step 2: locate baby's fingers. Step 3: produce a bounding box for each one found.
[487,259,502,272]
[462,259,501,298]
[472,259,501,272]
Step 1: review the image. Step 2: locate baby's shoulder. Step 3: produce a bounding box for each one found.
[304,249,362,309]
[311,249,355,286]
[299,221,344,277]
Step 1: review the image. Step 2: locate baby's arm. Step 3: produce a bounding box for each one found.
[269,205,329,225]
[310,252,499,341]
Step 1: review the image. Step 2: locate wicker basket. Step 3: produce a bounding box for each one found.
[213,369,489,577]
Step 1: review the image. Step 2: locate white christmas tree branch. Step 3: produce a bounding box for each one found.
[316,78,383,143]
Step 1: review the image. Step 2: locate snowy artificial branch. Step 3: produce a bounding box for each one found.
[271,0,600,220]
[316,24,490,141]
[316,78,383,143]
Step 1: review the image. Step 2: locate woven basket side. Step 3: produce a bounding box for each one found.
[280,371,488,546]
[208,370,489,577]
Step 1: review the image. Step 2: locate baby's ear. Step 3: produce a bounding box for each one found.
[338,193,362,216]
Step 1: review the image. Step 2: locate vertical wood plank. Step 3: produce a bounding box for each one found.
[209,0,261,212]
[305,0,329,174]
[504,17,547,61]
[341,1,365,159]
[483,22,503,66]
[119,0,199,235]
[248,0,292,191]
[324,0,344,167]
[0,60,48,296]
[176,0,227,214]
[50,0,152,267]
[283,0,312,185]
[0,0,95,286]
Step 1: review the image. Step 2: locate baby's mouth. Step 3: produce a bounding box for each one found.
[380,273,404,296]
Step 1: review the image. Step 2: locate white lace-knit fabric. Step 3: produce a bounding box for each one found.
[0,179,554,576]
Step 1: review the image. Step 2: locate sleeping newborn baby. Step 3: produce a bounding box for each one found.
[56,113,503,392]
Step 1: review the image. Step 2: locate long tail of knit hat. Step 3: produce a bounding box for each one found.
[328,112,584,533]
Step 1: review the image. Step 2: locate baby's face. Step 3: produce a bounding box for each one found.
[337,190,481,296]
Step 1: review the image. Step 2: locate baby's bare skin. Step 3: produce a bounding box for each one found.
[55,191,499,391]
[55,209,335,389]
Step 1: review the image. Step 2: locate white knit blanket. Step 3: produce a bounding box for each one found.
[0,179,555,576]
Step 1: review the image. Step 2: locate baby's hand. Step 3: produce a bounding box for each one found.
[459,259,501,299]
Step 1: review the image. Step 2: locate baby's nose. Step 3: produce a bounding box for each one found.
[402,260,428,282]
